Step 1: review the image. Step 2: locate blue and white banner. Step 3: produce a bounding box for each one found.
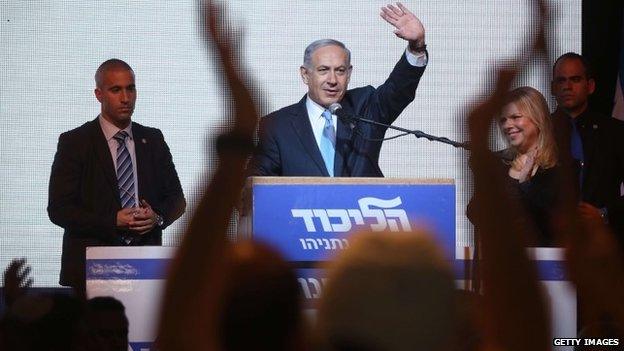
[85,246,576,349]
[252,181,456,262]
[86,246,176,351]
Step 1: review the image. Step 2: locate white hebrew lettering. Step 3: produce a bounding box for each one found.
[291,209,316,232]
[292,197,410,233]
[348,209,365,225]
[330,238,343,249]
[384,209,412,231]
[326,209,352,232]
[304,238,318,249]
[308,278,322,298]
[297,278,312,299]
[312,209,332,232]
[342,239,349,248]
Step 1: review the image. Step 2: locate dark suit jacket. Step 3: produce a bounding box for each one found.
[552,108,624,241]
[467,149,560,247]
[48,118,186,288]
[251,53,426,177]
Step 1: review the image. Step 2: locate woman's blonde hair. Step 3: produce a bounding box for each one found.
[501,86,558,169]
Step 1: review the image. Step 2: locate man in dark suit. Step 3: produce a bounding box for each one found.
[251,3,427,177]
[551,52,624,243]
[48,59,186,296]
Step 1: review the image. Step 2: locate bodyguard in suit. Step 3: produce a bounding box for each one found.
[48,59,186,295]
[251,2,428,177]
[551,52,624,244]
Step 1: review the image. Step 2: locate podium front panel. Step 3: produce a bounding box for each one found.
[251,181,455,261]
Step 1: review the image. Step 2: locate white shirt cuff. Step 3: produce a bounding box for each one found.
[405,47,428,67]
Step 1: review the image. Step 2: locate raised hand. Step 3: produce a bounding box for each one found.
[3,258,33,306]
[380,2,425,48]
[202,0,258,138]
[157,2,261,350]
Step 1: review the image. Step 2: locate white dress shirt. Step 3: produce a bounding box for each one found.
[98,115,139,207]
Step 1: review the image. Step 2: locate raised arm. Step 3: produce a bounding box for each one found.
[466,1,551,349]
[157,2,259,350]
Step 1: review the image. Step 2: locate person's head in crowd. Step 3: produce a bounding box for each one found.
[2,293,88,350]
[300,39,353,108]
[551,52,596,118]
[219,240,303,351]
[316,230,457,351]
[94,58,136,129]
[499,86,557,168]
[85,296,129,351]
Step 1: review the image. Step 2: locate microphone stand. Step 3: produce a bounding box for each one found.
[342,114,471,151]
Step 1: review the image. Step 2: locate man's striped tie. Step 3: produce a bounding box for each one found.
[114,131,136,208]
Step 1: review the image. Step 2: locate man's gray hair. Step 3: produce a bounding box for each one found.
[303,39,351,68]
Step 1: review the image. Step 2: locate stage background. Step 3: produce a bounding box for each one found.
[0,0,580,287]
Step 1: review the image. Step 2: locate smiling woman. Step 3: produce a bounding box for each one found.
[499,86,557,177]
[468,86,560,247]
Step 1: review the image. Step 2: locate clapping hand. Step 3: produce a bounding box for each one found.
[510,148,537,183]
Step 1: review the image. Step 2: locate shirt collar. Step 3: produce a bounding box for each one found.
[305,96,328,119]
[98,115,133,141]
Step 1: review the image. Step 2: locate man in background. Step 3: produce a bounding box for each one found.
[551,52,624,243]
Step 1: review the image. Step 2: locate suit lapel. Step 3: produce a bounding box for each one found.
[89,118,120,206]
[335,103,355,177]
[132,124,148,200]
[291,96,330,176]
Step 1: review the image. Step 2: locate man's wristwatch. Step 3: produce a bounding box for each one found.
[155,214,164,228]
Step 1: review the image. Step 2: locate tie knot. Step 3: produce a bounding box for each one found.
[322,110,333,123]
[113,130,129,143]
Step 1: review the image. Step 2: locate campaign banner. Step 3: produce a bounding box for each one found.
[85,246,575,350]
[86,246,175,351]
[252,182,456,262]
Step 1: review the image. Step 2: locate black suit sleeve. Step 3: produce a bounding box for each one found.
[607,119,624,237]
[47,132,117,242]
[370,52,427,125]
[150,129,186,228]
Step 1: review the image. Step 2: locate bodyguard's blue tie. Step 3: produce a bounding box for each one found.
[320,109,336,176]
[569,118,584,190]
[114,131,136,208]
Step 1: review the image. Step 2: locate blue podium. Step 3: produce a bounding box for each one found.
[238,177,456,262]
[238,177,456,308]
[84,177,576,349]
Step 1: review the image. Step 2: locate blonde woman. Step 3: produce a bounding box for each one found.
[469,86,559,246]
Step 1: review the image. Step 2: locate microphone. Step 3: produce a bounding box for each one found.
[328,103,355,129]
[327,103,470,150]
[329,103,350,121]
